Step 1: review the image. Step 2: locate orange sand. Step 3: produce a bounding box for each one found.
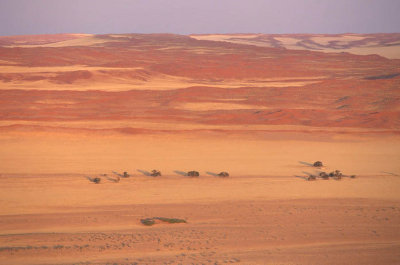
[1,33,400,264]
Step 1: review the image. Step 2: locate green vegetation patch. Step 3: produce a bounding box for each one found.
[140,217,187,226]
[140,218,156,226]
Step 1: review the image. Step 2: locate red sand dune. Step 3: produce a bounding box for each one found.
[0,33,399,169]
[0,34,400,265]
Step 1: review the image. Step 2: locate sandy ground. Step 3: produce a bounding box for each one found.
[1,33,399,264]
[0,132,400,264]
[0,175,400,264]
[0,132,399,176]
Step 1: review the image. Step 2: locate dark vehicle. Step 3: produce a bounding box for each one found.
[328,170,342,180]
[150,170,161,177]
[313,161,323,167]
[187,171,200,177]
[307,175,317,181]
[218,172,229,177]
[319,172,329,180]
[92,177,101,184]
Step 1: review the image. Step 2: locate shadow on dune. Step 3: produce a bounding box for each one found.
[174,170,188,176]
[112,171,123,177]
[302,171,316,177]
[85,176,93,181]
[294,175,308,180]
[364,73,400,80]
[299,161,313,167]
[105,176,120,183]
[381,171,400,177]
[137,169,151,176]
[206,171,218,177]
[85,176,100,183]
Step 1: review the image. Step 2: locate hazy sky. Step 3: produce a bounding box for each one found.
[0,0,399,36]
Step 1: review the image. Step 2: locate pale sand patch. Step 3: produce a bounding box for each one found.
[186,79,321,89]
[311,35,367,45]
[191,34,261,41]
[193,34,400,59]
[0,59,19,65]
[185,47,240,55]
[329,46,400,59]
[279,39,400,59]
[0,72,322,91]
[0,71,189,91]
[155,46,232,54]
[220,39,274,48]
[33,99,78,105]
[0,63,326,92]
[217,98,247,101]
[177,102,273,111]
[0,65,143,73]
[295,45,400,59]
[191,34,274,48]
[241,76,327,81]
[3,35,121,48]
[274,36,302,47]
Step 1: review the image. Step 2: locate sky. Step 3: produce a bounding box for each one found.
[0,0,399,36]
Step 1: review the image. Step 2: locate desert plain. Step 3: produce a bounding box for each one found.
[0,33,400,264]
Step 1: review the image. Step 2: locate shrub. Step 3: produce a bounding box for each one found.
[141,218,155,226]
[140,217,187,226]
[155,217,187,224]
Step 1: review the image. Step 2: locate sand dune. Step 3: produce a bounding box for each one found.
[0,33,400,264]
[191,33,400,59]
[2,34,399,92]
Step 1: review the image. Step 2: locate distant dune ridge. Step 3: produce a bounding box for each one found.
[0,33,399,132]
[191,33,400,59]
[0,33,399,175]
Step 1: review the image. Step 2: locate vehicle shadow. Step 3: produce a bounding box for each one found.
[137,169,151,176]
[294,175,308,180]
[105,175,120,182]
[299,161,313,167]
[112,171,124,177]
[174,170,188,176]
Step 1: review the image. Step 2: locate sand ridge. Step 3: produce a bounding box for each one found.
[191,33,400,59]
